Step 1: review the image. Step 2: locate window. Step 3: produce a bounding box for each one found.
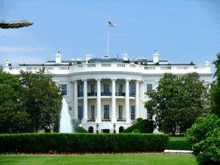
[91,105,95,120]
[61,84,67,95]
[104,83,109,93]
[119,105,123,119]
[78,106,83,120]
[119,84,123,93]
[131,106,135,120]
[78,83,83,97]
[104,105,109,119]
[147,84,153,92]
[130,82,135,96]
[91,84,95,93]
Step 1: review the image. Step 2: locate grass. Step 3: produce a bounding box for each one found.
[169,136,187,141]
[0,154,197,165]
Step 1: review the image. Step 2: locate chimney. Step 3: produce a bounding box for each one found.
[55,51,62,64]
[123,53,128,61]
[153,50,159,63]
[86,54,92,63]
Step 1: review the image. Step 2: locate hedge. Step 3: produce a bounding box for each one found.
[0,133,169,153]
[122,119,155,133]
[166,140,192,150]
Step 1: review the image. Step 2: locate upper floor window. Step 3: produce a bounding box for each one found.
[91,84,95,93]
[130,82,135,96]
[78,83,83,97]
[61,84,67,95]
[147,84,153,92]
[104,83,110,93]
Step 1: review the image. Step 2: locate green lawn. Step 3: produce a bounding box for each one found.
[169,136,186,141]
[0,154,197,165]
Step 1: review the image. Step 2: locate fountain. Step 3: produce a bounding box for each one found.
[59,98,73,133]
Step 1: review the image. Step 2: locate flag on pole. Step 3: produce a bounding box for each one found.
[108,21,117,28]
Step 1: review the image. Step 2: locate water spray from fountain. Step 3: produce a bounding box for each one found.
[59,98,73,133]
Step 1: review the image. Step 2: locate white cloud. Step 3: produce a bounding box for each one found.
[0,46,43,52]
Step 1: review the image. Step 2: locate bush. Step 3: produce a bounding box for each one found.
[166,140,191,150]
[0,133,169,153]
[123,118,155,133]
[186,114,220,165]
[75,126,88,133]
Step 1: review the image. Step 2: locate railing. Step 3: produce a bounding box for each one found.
[87,92,97,96]
[115,92,125,96]
[78,93,83,97]
[6,62,211,75]
[129,93,135,97]
[101,92,112,96]
[117,118,126,122]
[102,119,111,121]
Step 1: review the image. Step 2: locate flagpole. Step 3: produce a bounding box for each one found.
[107,28,110,57]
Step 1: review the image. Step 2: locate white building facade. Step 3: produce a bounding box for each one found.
[3,51,212,133]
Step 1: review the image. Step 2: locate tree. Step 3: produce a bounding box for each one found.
[0,64,3,72]
[0,71,31,133]
[145,72,209,135]
[186,53,220,165]
[20,69,62,132]
[186,114,220,165]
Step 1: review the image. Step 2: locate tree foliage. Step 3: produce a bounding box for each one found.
[122,118,155,133]
[186,114,220,165]
[20,69,62,132]
[145,72,209,135]
[0,72,31,133]
[186,53,220,165]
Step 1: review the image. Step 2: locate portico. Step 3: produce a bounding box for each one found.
[73,78,141,126]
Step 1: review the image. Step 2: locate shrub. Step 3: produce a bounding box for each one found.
[186,114,220,165]
[166,140,191,150]
[75,126,88,133]
[0,133,169,153]
[123,118,155,133]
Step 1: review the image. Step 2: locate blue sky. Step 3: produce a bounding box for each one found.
[0,0,220,72]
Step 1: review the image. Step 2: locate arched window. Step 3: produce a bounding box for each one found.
[88,126,93,133]
[119,126,124,133]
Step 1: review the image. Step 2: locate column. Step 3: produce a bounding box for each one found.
[82,79,87,123]
[125,79,130,123]
[111,78,116,123]
[74,80,78,120]
[135,80,140,119]
[96,78,101,123]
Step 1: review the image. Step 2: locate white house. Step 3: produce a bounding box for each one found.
[3,50,212,133]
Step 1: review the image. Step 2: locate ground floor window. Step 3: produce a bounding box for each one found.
[104,105,109,119]
[88,126,93,133]
[78,106,83,120]
[131,106,135,120]
[119,126,124,133]
[61,84,67,95]
[119,105,123,119]
[91,105,95,120]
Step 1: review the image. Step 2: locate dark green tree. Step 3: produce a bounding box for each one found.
[0,71,31,133]
[20,69,62,132]
[0,64,3,72]
[145,72,209,135]
[186,53,220,165]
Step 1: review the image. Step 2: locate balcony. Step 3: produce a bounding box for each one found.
[129,92,135,97]
[117,118,126,122]
[101,92,112,96]
[87,92,97,96]
[78,93,83,97]
[115,92,125,96]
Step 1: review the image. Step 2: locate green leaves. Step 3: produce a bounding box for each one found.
[145,72,209,135]
[0,70,62,133]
